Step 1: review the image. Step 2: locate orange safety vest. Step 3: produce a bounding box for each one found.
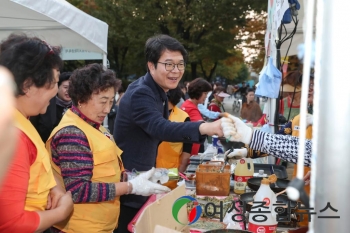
[46,109,124,233]
[156,106,189,189]
[14,109,56,211]
[291,114,312,227]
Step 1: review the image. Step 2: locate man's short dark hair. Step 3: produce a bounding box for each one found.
[58,72,72,87]
[145,34,188,71]
[167,86,183,106]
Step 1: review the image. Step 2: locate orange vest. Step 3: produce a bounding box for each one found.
[291,114,312,227]
[14,109,56,211]
[156,106,188,189]
[46,109,124,233]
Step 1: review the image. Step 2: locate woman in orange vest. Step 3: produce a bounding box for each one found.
[0,33,74,232]
[46,63,170,233]
[156,86,193,189]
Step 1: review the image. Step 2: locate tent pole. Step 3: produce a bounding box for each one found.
[102,52,109,129]
[103,53,107,69]
[310,0,350,232]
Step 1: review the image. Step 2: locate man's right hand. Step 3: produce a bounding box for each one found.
[199,119,226,137]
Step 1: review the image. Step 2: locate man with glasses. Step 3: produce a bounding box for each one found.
[113,34,230,233]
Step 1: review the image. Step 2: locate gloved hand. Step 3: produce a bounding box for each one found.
[129,167,171,196]
[306,114,313,127]
[227,148,248,159]
[221,114,253,145]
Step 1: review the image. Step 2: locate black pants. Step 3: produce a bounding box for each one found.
[114,205,140,233]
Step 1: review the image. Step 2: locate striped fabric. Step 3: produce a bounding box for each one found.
[249,130,312,167]
[50,106,116,203]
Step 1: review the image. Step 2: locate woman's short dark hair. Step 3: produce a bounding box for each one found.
[167,86,183,106]
[69,63,121,106]
[188,78,212,100]
[246,88,255,95]
[145,34,188,71]
[58,72,72,87]
[0,33,63,96]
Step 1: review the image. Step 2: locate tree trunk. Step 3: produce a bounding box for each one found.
[191,62,197,79]
[209,61,218,82]
[112,46,120,75]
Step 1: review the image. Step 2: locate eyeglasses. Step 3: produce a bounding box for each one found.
[158,62,186,71]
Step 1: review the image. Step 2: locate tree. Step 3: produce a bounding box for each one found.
[67,0,267,81]
[236,11,267,73]
[234,63,250,84]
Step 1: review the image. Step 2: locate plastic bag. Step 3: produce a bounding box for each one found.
[122,168,173,184]
[260,123,272,133]
[255,57,282,99]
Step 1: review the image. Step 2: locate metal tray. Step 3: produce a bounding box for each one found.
[189,153,225,165]
[185,164,198,173]
[187,164,288,179]
[253,164,288,179]
[189,154,211,165]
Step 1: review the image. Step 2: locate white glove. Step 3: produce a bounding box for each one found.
[227,148,248,159]
[306,114,313,127]
[221,115,253,145]
[129,167,171,196]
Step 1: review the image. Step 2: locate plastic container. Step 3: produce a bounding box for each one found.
[195,161,231,196]
[248,177,278,233]
[233,158,254,194]
[255,169,267,177]
[212,135,224,154]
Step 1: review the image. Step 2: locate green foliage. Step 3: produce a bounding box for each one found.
[67,0,267,82]
[236,11,267,73]
[234,63,250,83]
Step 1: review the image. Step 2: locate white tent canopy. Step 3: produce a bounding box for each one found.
[0,0,109,63]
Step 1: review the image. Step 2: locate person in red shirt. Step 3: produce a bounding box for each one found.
[0,33,73,232]
[181,78,212,155]
[0,66,16,186]
[208,86,230,120]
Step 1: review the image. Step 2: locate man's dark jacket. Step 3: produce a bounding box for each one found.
[114,72,205,209]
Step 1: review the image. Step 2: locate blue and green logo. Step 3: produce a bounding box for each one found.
[172,195,202,225]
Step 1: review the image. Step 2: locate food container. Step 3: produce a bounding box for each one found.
[195,161,231,196]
